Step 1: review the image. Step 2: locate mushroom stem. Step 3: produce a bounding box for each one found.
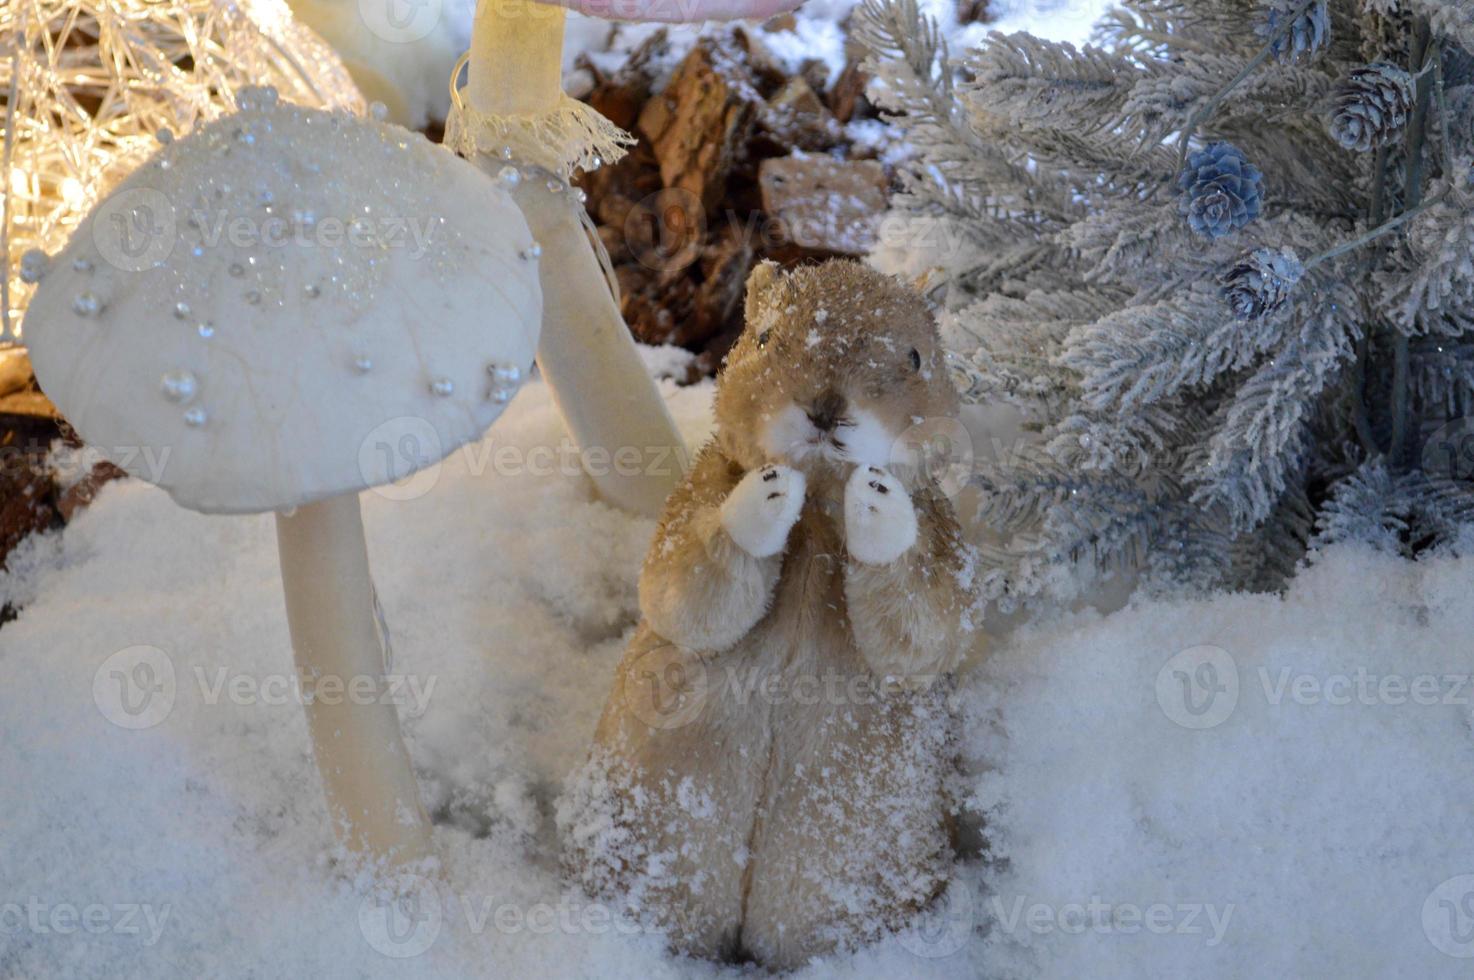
[467,0,566,115]
[275,495,433,868]
[510,182,685,515]
[462,0,683,517]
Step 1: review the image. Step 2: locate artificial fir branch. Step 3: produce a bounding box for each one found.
[1432,42,1455,179]
[869,0,1474,596]
[1306,188,1450,268]
[1391,18,1434,469]
[1172,0,1320,174]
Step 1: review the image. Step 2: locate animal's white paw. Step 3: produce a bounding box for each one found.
[844,466,918,565]
[721,464,806,558]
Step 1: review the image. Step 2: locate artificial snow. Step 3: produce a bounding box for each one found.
[560,0,1113,104]
[4,350,1474,977]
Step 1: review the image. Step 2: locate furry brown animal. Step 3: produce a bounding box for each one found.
[560,260,979,969]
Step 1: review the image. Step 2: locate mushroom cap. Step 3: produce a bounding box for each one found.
[539,0,803,22]
[25,93,542,515]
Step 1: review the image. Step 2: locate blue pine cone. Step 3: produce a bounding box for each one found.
[1329,63,1415,152]
[1221,246,1304,320]
[1258,0,1330,63]
[1179,142,1263,240]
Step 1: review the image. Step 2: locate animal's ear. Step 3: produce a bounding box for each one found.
[744,260,782,312]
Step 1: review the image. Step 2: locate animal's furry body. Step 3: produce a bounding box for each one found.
[560,261,978,969]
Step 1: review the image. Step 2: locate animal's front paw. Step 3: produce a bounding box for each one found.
[721,464,806,558]
[844,466,918,565]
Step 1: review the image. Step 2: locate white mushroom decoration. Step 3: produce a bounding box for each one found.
[444,0,806,517]
[445,0,684,517]
[23,89,543,870]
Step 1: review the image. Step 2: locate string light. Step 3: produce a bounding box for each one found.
[0,0,364,343]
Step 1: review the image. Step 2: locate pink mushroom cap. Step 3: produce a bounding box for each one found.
[536,0,803,23]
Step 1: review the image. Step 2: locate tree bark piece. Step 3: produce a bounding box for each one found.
[757,154,889,261]
[760,75,840,151]
[638,38,760,212]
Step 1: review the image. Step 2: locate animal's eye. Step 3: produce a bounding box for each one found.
[908,348,922,371]
[757,330,771,349]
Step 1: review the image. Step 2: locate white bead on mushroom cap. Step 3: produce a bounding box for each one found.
[18,249,49,284]
[487,363,522,403]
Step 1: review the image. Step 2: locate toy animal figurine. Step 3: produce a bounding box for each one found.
[560,260,979,969]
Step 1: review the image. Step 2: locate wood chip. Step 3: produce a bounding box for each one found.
[758,154,889,260]
[637,38,759,212]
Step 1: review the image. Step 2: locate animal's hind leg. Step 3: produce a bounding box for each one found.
[563,640,770,961]
[739,687,955,970]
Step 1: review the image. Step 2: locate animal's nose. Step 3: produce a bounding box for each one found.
[807,390,846,432]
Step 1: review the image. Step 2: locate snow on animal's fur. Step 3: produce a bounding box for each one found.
[559,261,981,968]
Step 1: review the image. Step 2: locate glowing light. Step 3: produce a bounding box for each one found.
[59,178,85,211]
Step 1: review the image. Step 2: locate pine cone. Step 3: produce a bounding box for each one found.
[1221,246,1304,320]
[1328,62,1415,152]
[1257,0,1330,63]
[1178,142,1263,240]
